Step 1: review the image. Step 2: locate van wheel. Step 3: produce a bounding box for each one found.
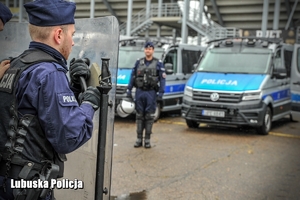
[154,103,161,122]
[256,107,272,135]
[290,114,297,122]
[186,119,199,128]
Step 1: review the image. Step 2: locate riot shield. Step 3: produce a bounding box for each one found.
[0,17,118,200]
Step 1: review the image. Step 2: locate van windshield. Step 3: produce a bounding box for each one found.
[197,48,272,74]
[118,49,145,69]
[118,47,164,69]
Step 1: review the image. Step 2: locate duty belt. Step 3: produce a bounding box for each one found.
[0,155,44,180]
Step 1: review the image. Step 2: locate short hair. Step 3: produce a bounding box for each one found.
[28,24,68,41]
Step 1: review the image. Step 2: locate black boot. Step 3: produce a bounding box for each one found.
[134,138,142,148]
[144,114,154,148]
[134,113,144,148]
[144,138,151,148]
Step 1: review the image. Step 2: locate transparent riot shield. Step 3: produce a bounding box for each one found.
[0,17,118,200]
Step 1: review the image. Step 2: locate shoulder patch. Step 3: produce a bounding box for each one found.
[0,68,19,93]
[58,93,78,107]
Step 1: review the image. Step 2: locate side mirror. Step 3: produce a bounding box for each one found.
[273,72,287,79]
[192,63,198,72]
[165,63,174,75]
[272,68,287,79]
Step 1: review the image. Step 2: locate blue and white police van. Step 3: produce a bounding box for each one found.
[116,40,205,120]
[182,38,300,135]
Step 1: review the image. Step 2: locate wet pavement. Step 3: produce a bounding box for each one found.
[110,113,300,200]
[55,112,300,200]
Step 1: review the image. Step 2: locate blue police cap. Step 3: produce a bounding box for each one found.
[24,0,76,27]
[0,2,13,25]
[144,41,154,48]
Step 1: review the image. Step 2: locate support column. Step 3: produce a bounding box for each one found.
[261,0,269,37]
[172,29,176,44]
[285,0,298,30]
[181,0,190,44]
[198,0,204,45]
[156,25,161,38]
[90,0,95,18]
[19,0,23,23]
[146,0,151,18]
[126,0,133,36]
[158,0,162,17]
[273,0,280,30]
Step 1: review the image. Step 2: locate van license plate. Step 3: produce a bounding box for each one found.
[202,110,225,118]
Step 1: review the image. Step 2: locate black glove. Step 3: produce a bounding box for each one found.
[79,86,100,110]
[157,95,163,104]
[69,58,91,85]
[126,90,133,100]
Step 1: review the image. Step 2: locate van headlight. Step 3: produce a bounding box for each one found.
[184,86,193,97]
[242,92,261,101]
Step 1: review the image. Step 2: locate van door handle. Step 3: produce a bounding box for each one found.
[293,81,300,85]
[182,77,186,80]
[175,78,179,80]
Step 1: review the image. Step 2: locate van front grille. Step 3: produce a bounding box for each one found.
[192,91,242,103]
[116,86,127,94]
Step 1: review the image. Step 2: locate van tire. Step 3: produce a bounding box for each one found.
[256,107,272,135]
[154,103,161,122]
[186,119,199,128]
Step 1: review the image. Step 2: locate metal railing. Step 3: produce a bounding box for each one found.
[120,7,153,36]
[120,2,239,41]
[150,3,182,18]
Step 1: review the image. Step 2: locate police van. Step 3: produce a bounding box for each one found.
[182,37,300,135]
[116,39,205,120]
[116,41,165,119]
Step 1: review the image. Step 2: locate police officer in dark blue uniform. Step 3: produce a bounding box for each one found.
[0,2,12,32]
[0,2,13,80]
[127,41,166,148]
[0,0,100,199]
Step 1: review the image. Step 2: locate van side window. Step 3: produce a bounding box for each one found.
[297,48,300,72]
[164,49,177,73]
[273,49,287,77]
[274,50,282,69]
[182,50,201,74]
[284,50,293,77]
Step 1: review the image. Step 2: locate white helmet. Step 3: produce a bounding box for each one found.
[116,98,135,118]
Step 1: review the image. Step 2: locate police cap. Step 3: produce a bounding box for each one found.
[144,41,154,49]
[24,0,76,27]
[0,2,13,25]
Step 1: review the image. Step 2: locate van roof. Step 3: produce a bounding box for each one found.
[167,43,205,50]
[206,37,291,52]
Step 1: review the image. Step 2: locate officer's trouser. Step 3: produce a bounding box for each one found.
[136,112,144,139]
[144,113,154,140]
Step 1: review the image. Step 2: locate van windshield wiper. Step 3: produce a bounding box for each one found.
[223,72,250,74]
[119,67,133,69]
[196,70,219,73]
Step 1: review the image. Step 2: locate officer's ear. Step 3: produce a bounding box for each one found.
[54,27,64,45]
[0,19,4,31]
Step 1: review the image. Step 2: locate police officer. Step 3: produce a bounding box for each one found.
[127,41,166,148]
[0,2,13,80]
[0,0,100,199]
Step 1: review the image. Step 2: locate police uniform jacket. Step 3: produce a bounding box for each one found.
[0,42,94,173]
[128,57,166,98]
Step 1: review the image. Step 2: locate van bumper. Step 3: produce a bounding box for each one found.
[181,98,266,127]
